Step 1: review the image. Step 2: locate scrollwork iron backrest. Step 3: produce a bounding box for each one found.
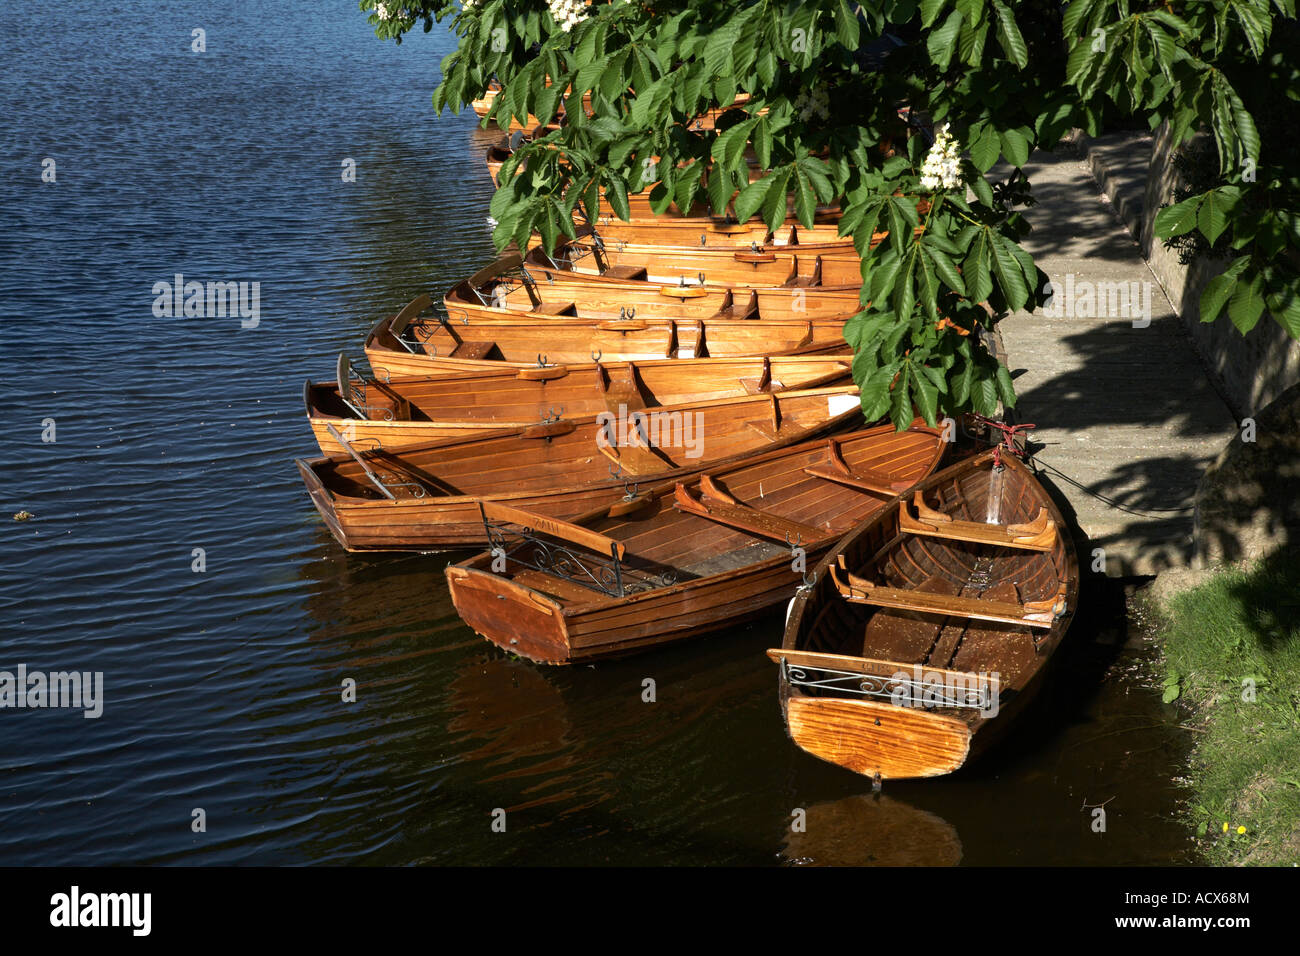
[336,354,395,422]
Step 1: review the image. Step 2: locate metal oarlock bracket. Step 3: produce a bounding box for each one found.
[607,463,638,501]
[591,348,602,362]
[536,353,549,367]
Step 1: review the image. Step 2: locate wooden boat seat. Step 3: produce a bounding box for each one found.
[673,476,829,544]
[535,301,578,316]
[604,265,647,281]
[899,492,1057,551]
[597,438,675,476]
[600,364,649,412]
[448,341,496,360]
[830,564,1056,629]
[804,439,917,495]
[860,574,960,663]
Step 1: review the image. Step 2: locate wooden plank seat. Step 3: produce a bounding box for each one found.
[803,439,917,496]
[600,364,649,412]
[605,265,647,280]
[673,475,830,545]
[899,491,1057,551]
[535,301,578,316]
[828,563,1057,629]
[448,341,496,360]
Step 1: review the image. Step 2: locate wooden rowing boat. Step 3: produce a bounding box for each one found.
[520,245,865,319]
[767,449,1078,781]
[476,84,752,134]
[537,232,865,287]
[442,253,857,324]
[363,293,853,379]
[297,383,867,551]
[581,210,848,248]
[305,352,853,454]
[445,424,946,663]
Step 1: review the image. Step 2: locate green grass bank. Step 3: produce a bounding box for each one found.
[1148,551,1300,865]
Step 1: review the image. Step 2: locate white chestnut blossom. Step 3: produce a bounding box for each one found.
[547,0,588,32]
[919,123,963,191]
[795,89,831,122]
[376,4,410,20]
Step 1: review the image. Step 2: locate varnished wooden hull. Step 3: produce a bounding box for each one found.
[447,425,947,663]
[305,354,854,455]
[363,302,853,380]
[297,385,867,551]
[772,450,1079,780]
[547,236,863,287]
[518,249,865,318]
[501,260,864,319]
[582,213,848,248]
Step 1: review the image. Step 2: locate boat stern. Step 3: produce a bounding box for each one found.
[785,696,973,780]
[446,564,574,664]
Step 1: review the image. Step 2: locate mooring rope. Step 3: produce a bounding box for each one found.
[1029,457,1195,516]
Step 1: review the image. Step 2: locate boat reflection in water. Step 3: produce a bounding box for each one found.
[781,793,963,867]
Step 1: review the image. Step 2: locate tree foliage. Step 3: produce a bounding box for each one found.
[362,0,1300,427]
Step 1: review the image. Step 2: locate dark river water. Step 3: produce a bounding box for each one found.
[0,1,1195,865]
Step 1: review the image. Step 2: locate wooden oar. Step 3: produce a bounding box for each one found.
[325,424,396,500]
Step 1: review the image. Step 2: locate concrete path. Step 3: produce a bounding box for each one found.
[997,139,1238,576]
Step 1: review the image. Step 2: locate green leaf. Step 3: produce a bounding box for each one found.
[998,127,1030,168]
[920,0,949,29]
[890,364,915,431]
[924,242,967,295]
[995,362,1017,408]
[1227,272,1266,334]
[1154,196,1201,239]
[733,174,774,223]
[712,117,759,175]
[705,7,757,76]
[761,167,793,231]
[1197,187,1239,245]
[927,10,965,71]
[858,360,900,422]
[794,170,816,228]
[910,363,940,425]
[708,167,735,218]
[753,118,772,171]
[834,0,861,48]
[991,235,1029,310]
[604,175,630,222]
[970,125,1000,172]
[971,368,999,417]
[850,198,887,256]
[1199,257,1250,322]
[963,233,993,303]
[991,0,1029,67]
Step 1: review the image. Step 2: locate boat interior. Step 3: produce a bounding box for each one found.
[794,457,1071,691]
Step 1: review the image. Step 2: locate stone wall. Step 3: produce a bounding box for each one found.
[1139,123,1300,419]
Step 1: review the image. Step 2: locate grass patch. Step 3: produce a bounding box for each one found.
[1151,550,1300,865]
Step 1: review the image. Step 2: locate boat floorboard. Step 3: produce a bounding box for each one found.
[679,539,787,577]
